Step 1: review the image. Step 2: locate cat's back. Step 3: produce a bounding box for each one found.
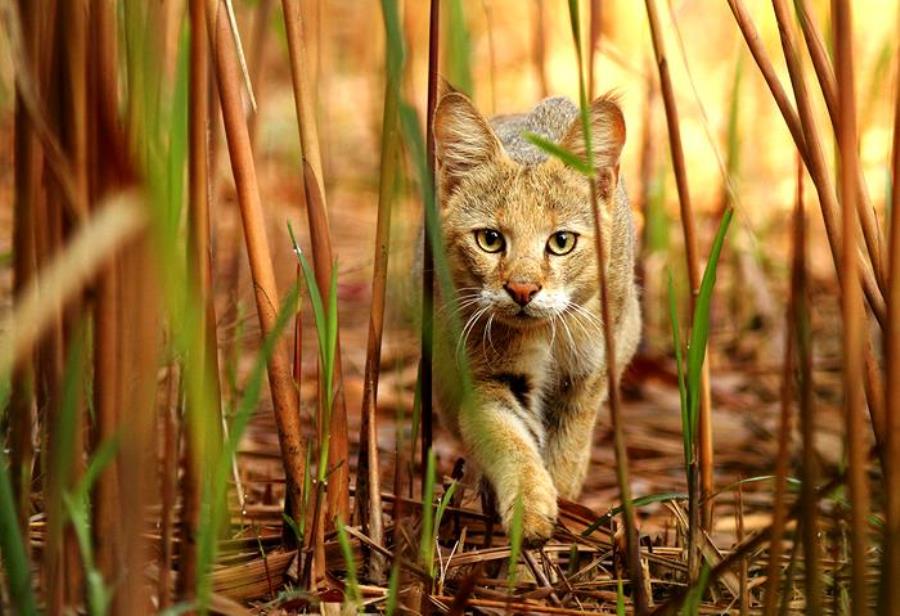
[489,97,579,166]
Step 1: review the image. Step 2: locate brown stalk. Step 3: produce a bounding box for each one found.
[884,3,900,606]
[1,0,84,223]
[355,3,404,580]
[0,196,147,378]
[87,0,127,592]
[531,0,549,98]
[115,236,160,615]
[762,156,801,616]
[775,0,887,454]
[115,7,165,613]
[571,28,647,616]
[726,0,886,327]
[643,0,714,537]
[10,0,39,538]
[481,0,498,114]
[205,0,307,542]
[158,365,180,609]
[280,0,350,523]
[247,0,274,150]
[794,0,885,292]
[833,3,870,612]
[420,0,440,494]
[588,0,602,99]
[735,482,747,616]
[54,1,90,606]
[794,134,821,615]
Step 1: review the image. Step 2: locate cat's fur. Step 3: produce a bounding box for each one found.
[432,87,641,545]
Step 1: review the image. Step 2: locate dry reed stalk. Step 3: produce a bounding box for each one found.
[10,0,39,538]
[570,7,645,610]
[355,0,404,581]
[588,0,601,99]
[158,365,181,609]
[833,4,870,612]
[115,236,160,615]
[762,156,801,616]
[1,0,84,224]
[532,0,549,98]
[481,0,498,114]
[883,4,900,606]
[793,130,821,614]
[735,482,747,616]
[87,0,127,590]
[420,0,440,494]
[643,0,714,538]
[0,196,147,378]
[280,0,350,523]
[727,0,886,327]
[247,0,274,150]
[49,2,90,606]
[794,0,885,291]
[771,0,888,454]
[205,0,307,542]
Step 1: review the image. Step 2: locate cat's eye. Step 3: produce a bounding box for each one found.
[474,229,505,253]
[547,231,578,255]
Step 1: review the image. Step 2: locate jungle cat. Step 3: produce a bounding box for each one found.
[432,86,641,545]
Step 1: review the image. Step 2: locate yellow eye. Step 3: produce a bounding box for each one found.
[547,231,578,255]
[474,229,505,253]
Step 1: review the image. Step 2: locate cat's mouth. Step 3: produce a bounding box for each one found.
[499,307,548,327]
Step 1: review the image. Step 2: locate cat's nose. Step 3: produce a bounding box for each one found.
[504,281,541,306]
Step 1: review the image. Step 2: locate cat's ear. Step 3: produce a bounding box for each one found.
[433,86,502,197]
[560,94,626,194]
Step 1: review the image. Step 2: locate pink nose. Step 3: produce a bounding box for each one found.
[504,281,541,306]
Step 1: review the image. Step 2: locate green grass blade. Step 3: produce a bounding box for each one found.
[581,492,689,537]
[616,578,626,616]
[0,448,38,615]
[506,492,524,591]
[420,448,437,575]
[335,517,361,607]
[385,561,401,616]
[667,271,691,473]
[195,283,300,607]
[433,479,458,541]
[682,563,711,615]
[288,225,327,359]
[686,209,734,437]
[523,132,592,175]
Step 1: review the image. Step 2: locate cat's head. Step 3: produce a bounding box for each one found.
[433,88,626,329]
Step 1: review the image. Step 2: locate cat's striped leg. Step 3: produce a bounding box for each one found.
[459,381,558,546]
[544,375,606,500]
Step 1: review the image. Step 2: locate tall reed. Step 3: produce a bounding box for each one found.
[207,0,307,546]
[833,4,870,612]
[884,4,900,606]
[643,0,715,538]
[356,0,406,581]
[280,0,350,523]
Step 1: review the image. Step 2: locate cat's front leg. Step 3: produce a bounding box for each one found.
[459,381,557,545]
[544,375,606,500]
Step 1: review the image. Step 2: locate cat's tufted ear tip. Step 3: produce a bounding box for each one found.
[433,88,502,199]
[438,77,461,99]
[560,91,626,171]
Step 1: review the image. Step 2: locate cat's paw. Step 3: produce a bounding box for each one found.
[504,481,558,547]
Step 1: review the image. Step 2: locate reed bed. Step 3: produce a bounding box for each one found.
[0,1,897,614]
